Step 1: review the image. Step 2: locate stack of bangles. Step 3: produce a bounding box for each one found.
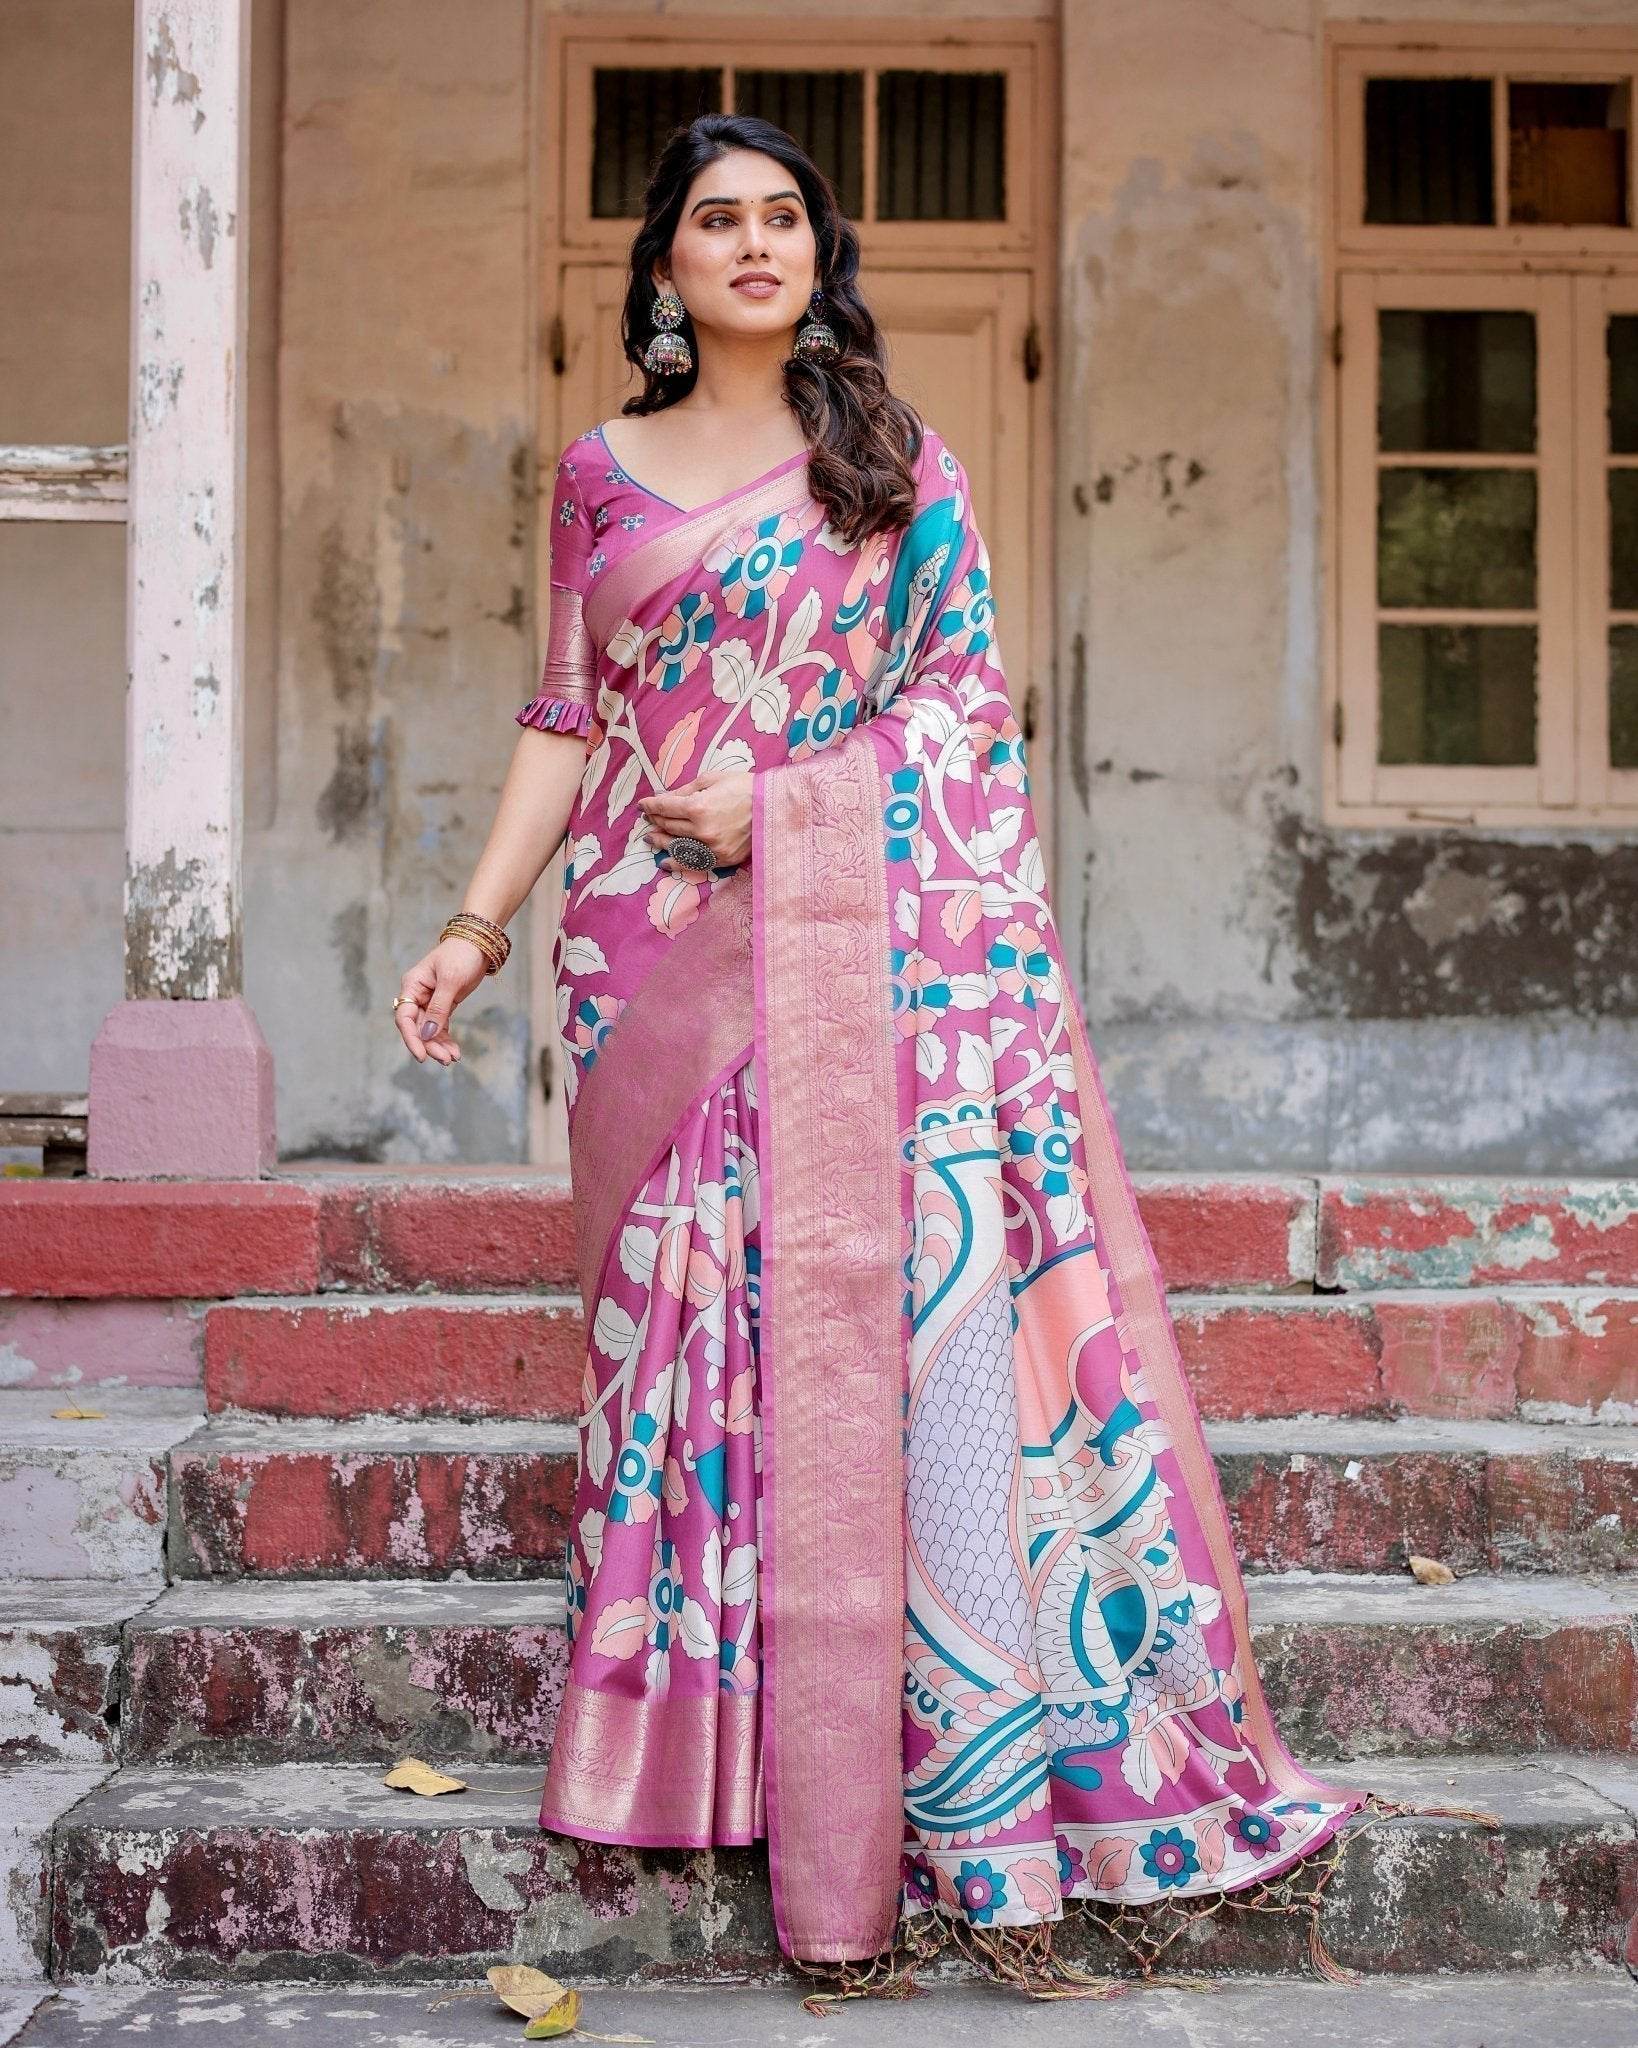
[440,910,511,975]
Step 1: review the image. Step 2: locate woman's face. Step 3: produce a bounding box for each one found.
[656,148,820,345]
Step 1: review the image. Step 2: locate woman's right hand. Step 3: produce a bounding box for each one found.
[394,936,489,1066]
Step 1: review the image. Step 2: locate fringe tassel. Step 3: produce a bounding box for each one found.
[793,1795,1501,2006]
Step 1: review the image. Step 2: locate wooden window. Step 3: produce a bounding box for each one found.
[1329,29,1638,825]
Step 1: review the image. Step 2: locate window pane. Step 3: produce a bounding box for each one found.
[1612,628,1638,770]
[735,71,864,218]
[1509,80,1629,227]
[1379,310,1535,453]
[877,70,1005,220]
[1379,624,1537,765]
[1611,316,1638,456]
[1613,471,1638,611]
[1365,78,1495,225]
[593,69,722,218]
[1378,469,1537,609]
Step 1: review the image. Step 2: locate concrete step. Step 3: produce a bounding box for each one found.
[10,1973,1638,2047]
[0,1582,163,1763]
[0,1392,205,1582]
[0,1766,113,1979]
[197,1286,1638,1426]
[1214,1417,1638,1575]
[1317,1178,1638,1291]
[43,1756,1638,1982]
[165,1412,1638,1580]
[111,1572,1638,1768]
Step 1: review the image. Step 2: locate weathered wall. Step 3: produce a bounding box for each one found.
[7,0,1637,1170]
[1058,0,1638,1170]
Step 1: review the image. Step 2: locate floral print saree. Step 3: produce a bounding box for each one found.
[520,420,1360,1968]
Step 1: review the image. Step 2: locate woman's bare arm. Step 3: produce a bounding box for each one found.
[395,728,587,1066]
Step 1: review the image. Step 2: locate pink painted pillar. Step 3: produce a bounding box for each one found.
[90,0,274,1179]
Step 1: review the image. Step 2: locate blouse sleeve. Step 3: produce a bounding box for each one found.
[516,445,598,738]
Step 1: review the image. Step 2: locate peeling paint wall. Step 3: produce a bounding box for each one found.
[1058,0,1638,1171]
[7,0,1638,1168]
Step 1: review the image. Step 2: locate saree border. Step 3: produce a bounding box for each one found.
[584,466,817,650]
[567,868,755,1314]
[1060,991,1362,1812]
[753,736,908,1964]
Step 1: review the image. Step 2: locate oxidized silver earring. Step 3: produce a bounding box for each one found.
[643,289,694,377]
[791,288,840,364]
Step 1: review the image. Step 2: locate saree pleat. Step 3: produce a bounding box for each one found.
[533,421,1362,1967]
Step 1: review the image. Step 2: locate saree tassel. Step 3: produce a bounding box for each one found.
[1363,1793,1502,1829]
[792,1912,949,2014]
[944,1916,1126,2002]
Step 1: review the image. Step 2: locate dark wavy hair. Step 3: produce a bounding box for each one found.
[618,113,924,546]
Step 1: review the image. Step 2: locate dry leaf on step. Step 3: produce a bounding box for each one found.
[523,1993,583,2040]
[382,1757,467,1796]
[1408,1555,1456,1586]
[51,1405,105,1421]
[487,1966,574,2020]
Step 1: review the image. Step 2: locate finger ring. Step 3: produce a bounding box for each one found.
[392,997,416,1013]
[667,834,716,874]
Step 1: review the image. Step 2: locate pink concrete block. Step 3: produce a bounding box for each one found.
[0,1182,321,1299]
[89,997,275,1181]
[0,1300,202,1390]
[1136,1177,1316,1292]
[204,1299,585,1421]
[308,1178,579,1293]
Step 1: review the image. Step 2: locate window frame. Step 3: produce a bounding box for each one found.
[1326,24,1638,829]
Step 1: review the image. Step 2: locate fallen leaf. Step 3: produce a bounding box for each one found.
[488,1966,573,2020]
[51,1405,105,1421]
[382,1757,467,1796]
[523,1990,582,2039]
[1408,1555,1456,1586]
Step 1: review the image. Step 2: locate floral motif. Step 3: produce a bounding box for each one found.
[890,948,952,1037]
[936,565,995,656]
[609,1411,663,1524]
[954,1858,1004,1922]
[572,993,625,1066]
[1227,1806,1286,1859]
[1056,1837,1087,1890]
[588,549,608,577]
[1140,1827,1201,1890]
[647,1538,683,1651]
[884,766,924,862]
[989,921,1053,1007]
[654,591,716,692]
[902,1851,939,1905]
[1008,1099,1089,1200]
[714,512,804,619]
[787,666,859,757]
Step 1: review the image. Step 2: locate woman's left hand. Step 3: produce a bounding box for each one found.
[638,770,753,873]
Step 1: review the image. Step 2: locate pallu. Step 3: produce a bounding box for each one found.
[522,420,1361,1968]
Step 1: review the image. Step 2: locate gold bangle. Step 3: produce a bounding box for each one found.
[441,917,509,974]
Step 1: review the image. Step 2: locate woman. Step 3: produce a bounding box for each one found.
[395,113,1366,1992]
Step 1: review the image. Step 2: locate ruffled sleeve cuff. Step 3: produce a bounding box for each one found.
[515,692,594,738]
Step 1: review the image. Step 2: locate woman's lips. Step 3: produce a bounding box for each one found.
[731,277,781,297]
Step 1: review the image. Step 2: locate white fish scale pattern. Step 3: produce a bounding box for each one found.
[907,1276,1032,1658]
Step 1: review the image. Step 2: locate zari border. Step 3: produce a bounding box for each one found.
[1060,991,1361,1812]
[584,464,816,650]
[754,737,907,1963]
[541,1675,763,1848]
[567,868,755,1313]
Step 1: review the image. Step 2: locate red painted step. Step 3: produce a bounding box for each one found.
[1318,1178,1638,1290]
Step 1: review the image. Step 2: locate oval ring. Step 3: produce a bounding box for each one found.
[667,834,717,875]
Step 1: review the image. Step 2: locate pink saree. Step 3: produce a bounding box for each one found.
[523,421,1361,1966]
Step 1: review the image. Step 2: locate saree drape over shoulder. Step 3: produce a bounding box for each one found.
[523,422,1360,1965]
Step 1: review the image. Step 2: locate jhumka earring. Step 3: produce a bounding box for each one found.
[791,288,841,364]
[642,289,694,377]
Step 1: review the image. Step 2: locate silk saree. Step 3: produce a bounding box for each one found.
[521,420,1362,1970]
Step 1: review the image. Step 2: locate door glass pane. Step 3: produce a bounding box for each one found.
[1612,628,1638,770]
[1509,80,1630,226]
[1611,316,1638,456]
[1365,78,1495,225]
[1379,624,1537,765]
[877,70,1005,220]
[593,68,722,218]
[1378,469,1537,609]
[1379,310,1535,453]
[734,71,864,217]
[1612,471,1638,611]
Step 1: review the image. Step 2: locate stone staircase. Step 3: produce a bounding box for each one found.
[3,1170,1638,1998]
